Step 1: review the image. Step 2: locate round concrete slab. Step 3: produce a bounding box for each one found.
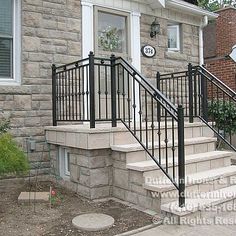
[72,213,115,231]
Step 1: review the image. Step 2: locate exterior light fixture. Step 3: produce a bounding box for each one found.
[150,18,160,38]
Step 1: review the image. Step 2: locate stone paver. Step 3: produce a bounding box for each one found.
[72,213,114,231]
[18,192,49,203]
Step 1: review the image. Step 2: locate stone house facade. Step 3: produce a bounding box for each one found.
[204,7,236,91]
[0,0,216,177]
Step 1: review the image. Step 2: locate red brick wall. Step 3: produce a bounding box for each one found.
[205,7,236,92]
[205,58,236,91]
[216,7,236,57]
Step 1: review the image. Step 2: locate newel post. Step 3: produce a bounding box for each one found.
[52,64,57,126]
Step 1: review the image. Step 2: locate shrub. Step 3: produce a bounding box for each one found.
[0,115,29,176]
[208,100,236,135]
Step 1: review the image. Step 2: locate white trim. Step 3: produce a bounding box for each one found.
[166,0,218,19]
[81,1,94,120]
[0,0,21,85]
[199,15,208,65]
[130,12,141,122]
[167,24,180,52]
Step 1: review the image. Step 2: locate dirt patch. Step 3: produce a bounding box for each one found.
[0,181,153,236]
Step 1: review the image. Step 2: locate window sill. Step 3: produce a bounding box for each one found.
[0,79,21,86]
[165,51,187,61]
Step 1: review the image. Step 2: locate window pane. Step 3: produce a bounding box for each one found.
[168,27,177,49]
[0,38,12,78]
[0,0,13,36]
[98,11,127,53]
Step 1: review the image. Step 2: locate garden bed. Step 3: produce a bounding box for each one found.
[0,180,153,236]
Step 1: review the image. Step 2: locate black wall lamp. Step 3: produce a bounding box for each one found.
[150,18,160,38]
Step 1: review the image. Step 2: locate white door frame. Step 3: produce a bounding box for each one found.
[81,1,141,122]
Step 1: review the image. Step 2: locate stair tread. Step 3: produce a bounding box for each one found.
[161,185,236,216]
[111,137,217,152]
[126,150,233,171]
[144,165,236,192]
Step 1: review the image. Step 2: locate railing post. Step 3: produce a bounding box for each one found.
[110,54,117,127]
[201,68,208,122]
[89,51,95,128]
[156,72,161,122]
[177,105,185,207]
[188,63,193,123]
[52,64,57,126]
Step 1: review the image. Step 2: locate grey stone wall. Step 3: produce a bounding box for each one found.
[0,0,82,175]
[140,13,199,82]
[0,0,200,176]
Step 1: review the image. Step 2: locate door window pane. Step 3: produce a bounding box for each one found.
[98,11,127,54]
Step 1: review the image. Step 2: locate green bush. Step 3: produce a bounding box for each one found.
[208,100,236,135]
[0,116,29,176]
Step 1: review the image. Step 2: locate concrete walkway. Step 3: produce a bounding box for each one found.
[133,212,236,236]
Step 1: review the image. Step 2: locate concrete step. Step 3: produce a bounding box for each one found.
[111,137,217,163]
[161,185,236,224]
[126,151,233,179]
[112,122,214,145]
[144,165,236,204]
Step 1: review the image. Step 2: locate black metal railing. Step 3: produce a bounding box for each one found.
[158,64,236,151]
[52,52,186,207]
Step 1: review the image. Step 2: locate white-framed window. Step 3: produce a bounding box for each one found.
[0,0,21,85]
[94,7,130,57]
[59,147,70,179]
[167,24,180,52]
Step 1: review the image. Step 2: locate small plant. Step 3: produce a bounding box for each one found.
[49,188,63,207]
[0,113,29,176]
[208,99,236,135]
[0,133,29,176]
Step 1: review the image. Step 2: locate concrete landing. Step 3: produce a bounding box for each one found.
[18,192,49,203]
[72,213,115,231]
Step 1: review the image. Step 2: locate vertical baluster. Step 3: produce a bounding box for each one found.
[122,66,126,121]
[71,69,74,120]
[172,117,175,180]
[58,71,61,121]
[164,110,168,173]
[139,84,142,142]
[145,90,148,149]
[133,73,136,135]
[105,66,108,120]
[98,65,101,120]
[193,69,197,117]
[75,65,78,120]
[188,63,193,123]
[117,64,120,119]
[78,66,82,120]
[110,54,117,127]
[52,64,57,126]
[156,72,161,122]
[65,67,68,120]
[151,97,154,156]
[128,71,131,128]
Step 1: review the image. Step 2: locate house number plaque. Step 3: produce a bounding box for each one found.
[141,45,156,58]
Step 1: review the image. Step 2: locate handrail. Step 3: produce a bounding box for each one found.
[157,64,236,151]
[116,57,178,114]
[52,52,186,207]
[198,65,236,98]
